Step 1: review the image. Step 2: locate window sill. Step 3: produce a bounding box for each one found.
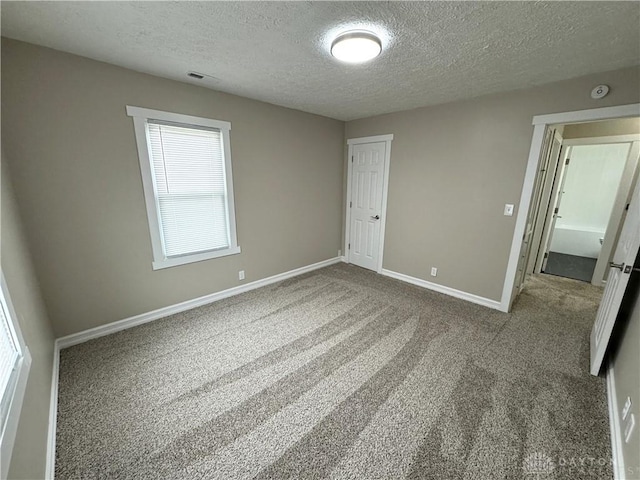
[152,245,241,270]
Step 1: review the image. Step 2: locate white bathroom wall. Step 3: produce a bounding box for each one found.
[550,143,630,258]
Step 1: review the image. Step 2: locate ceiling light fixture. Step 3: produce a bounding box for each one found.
[331,31,382,64]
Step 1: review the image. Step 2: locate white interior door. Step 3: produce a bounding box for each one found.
[348,142,386,271]
[592,141,640,285]
[590,176,640,376]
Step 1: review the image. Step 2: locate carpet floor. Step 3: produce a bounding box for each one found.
[55,263,611,479]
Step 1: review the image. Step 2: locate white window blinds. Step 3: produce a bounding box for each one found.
[0,299,19,413]
[146,121,230,258]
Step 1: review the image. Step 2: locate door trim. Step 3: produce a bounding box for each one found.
[344,134,394,273]
[501,103,640,312]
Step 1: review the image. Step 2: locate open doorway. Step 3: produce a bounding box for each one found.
[542,140,636,283]
[524,117,640,286]
[503,104,640,382]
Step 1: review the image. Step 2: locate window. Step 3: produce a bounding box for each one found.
[0,304,19,416]
[127,106,240,269]
[0,274,31,479]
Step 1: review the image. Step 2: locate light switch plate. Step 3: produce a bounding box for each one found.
[504,204,514,216]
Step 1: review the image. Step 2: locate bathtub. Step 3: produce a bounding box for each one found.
[549,225,604,259]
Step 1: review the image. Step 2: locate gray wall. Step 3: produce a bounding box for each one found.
[563,117,640,139]
[1,39,345,337]
[345,66,640,301]
[1,157,55,479]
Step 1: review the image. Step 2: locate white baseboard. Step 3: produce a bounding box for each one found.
[340,256,347,263]
[56,256,341,349]
[45,343,60,480]
[607,363,626,480]
[380,269,502,311]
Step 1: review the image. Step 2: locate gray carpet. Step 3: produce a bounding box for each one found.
[544,252,598,283]
[55,263,612,479]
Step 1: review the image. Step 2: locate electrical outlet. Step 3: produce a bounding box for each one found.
[338,249,342,257]
[623,396,632,421]
[431,267,437,277]
[239,270,245,281]
[624,413,635,443]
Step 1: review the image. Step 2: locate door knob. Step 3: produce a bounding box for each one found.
[613,263,640,274]
[371,215,380,220]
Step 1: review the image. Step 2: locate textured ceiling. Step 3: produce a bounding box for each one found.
[2,1,639,121]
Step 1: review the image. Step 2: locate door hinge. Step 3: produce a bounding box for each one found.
[349,201,352,208]
[351,156,354,163]
[565,158,570,165]
[348,243,351,250]
[554,207,559,214]
[626,203,630,211]
[544,252,548,259]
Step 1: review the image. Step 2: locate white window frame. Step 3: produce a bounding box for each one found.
[127,106,241,270]
[0,273,32,479]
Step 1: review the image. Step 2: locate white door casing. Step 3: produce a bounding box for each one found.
[590,175,640,376]
[345,135,393,273]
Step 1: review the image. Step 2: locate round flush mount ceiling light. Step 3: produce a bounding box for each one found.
[331,31,382,63]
